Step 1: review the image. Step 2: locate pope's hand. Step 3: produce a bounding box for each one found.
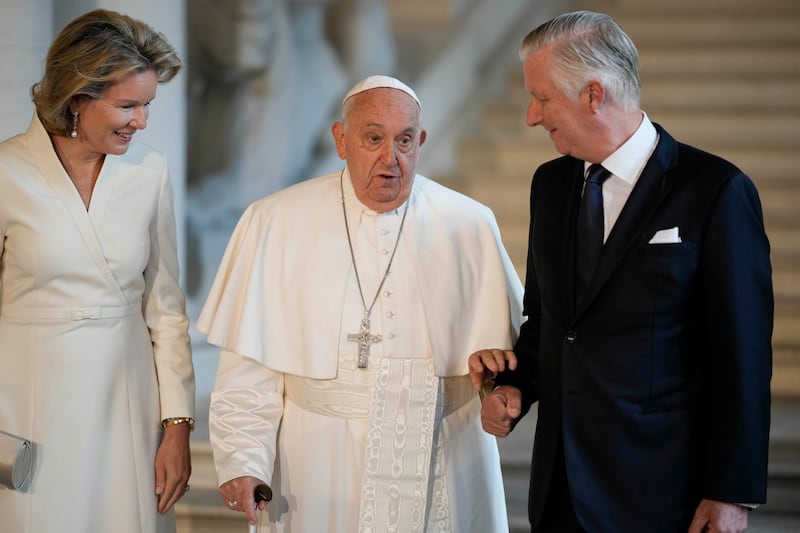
[219,476,269,526]
[468,348,517,392]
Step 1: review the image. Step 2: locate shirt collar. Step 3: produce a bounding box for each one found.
[588,112,658,185]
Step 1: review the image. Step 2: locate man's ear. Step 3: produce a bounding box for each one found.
[331,121,346,160]
[585,80,606,112]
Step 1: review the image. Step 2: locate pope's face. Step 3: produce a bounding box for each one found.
[72,69,157,156]
[332,88,426,212]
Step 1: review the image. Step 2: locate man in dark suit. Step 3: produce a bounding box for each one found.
[469,10,773,533]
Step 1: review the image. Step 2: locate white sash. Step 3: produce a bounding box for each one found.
[358,358,450,533]
[283,358,476,532]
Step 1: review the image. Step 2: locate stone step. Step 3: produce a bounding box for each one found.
[639,48,800,80]
[177,442,248,533]
[616,15,800,48]
[774,349,800,397]
[176,487,248,533]
[642,79,800,112]
[584,0,800,16]
[766,227,800,264]
[189,440,219,491]
[773,270,800,303]
[775,304,800,346]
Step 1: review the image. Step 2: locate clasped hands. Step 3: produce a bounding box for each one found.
[468,348,522,438]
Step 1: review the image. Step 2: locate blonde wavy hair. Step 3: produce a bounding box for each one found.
[31,8,181,136]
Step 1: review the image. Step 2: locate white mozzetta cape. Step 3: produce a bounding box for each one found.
[198,170,523,377]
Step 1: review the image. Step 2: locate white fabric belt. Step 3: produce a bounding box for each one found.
[0,300,141,321]
[284,363,476,419]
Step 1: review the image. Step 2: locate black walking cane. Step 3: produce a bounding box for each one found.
[248,483,272,532]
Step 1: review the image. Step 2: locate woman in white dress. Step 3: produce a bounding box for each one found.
[0,9,195,533]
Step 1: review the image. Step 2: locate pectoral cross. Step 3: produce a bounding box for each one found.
[347,317,382,369]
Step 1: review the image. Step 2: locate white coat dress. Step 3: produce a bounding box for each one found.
[0,115,195,533]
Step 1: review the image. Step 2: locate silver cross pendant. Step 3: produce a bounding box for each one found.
[347,317,382,369]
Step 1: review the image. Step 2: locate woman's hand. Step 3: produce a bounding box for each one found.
[154,422,192,514]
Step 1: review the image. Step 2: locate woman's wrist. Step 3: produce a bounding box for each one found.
[161,417,195,432]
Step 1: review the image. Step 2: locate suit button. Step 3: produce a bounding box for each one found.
[565,331,577,344]
[552,388,561,399]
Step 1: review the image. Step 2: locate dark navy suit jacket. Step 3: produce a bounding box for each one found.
[497,124,773,532]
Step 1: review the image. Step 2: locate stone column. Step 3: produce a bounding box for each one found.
[0,0,53,141]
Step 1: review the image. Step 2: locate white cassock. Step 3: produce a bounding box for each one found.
[198,169,524,532]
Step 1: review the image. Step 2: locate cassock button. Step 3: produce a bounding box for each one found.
[381,249,389,255]
[383,291,392,297]
[565,331,577,344]
[386,311,394,318]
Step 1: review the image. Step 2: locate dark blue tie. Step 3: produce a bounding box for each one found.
[576,164,612,297]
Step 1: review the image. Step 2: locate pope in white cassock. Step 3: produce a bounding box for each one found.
[197,75,524,532]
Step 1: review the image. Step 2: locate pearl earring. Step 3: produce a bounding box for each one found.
[70,111,78,138]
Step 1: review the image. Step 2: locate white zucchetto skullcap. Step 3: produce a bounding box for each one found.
[342,75,421,109]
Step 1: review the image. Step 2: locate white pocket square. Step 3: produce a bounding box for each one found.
[649,226,682,244]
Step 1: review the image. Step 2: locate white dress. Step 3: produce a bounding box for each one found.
[200,170,524,532]
[0,115,195,533]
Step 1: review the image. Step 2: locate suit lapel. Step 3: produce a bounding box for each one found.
[562,160,586,317]
[574,126,679,317]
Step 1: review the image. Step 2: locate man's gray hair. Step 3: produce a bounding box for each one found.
[519,11,640,111]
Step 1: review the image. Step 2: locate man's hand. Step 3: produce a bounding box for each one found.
[468,349,517,392]
[219,476,270,526]
[687,498,748,533]
[480,385,522,437]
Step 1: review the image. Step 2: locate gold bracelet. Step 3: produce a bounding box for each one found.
[161,417,195,432]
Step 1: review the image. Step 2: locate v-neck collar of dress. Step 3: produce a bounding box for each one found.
[26,113,119,223]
